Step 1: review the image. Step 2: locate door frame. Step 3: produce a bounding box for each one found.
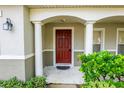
[53,27,74,67]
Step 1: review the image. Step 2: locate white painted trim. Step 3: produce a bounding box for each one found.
[74,50,84,52]
[0,53,34,60]
[0,10,2,17]
[53,27,74,67]
[93,28,105,51]
[0,55,25,60]
[43,49,53,52]
[116,28,124,54]
[106,49,116,52]
[25,53,35,59]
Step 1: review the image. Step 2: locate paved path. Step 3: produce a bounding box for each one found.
[44,66,84,84]
[47,84,81,88]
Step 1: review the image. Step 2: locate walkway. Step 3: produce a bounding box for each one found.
[44,66,84,84]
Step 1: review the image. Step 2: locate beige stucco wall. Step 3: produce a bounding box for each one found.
[0,6,34,56]
[24,6,34,55]
[0,5,25,56]
[0,59,25,81]
[43,51,53,67]
[23,6,35,80]
[0,6,35,81]
[25,56,35,80]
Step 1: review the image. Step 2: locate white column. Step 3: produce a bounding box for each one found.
[85,21,95,55]
[33,21,43,76]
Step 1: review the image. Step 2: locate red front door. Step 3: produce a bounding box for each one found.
[56,29,72,64]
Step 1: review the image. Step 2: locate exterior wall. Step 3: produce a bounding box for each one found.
[24,6,34,55]
[25,56,35,80]
[74,52,83,66]
[0,59,25,81]
[0,6,35,81]
[43,51,53,67]
[43,23,84,66]
[23,6,35,80]
[0,5,27,81]
[0,6,24,56]
[94,23,124,52]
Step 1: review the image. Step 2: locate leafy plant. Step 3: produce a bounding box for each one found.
[25,76,47,88]
[0,76,47,88]
[0,77,24,88]
[82,80,116,88]
[79,51,124,82]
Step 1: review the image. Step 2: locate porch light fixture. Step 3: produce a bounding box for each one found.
[3,18,13,31]
[60,19,66,22]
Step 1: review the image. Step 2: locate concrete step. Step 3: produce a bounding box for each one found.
[47,84,80,88]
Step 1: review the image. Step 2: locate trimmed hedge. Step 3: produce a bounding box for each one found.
[0,76,47,88]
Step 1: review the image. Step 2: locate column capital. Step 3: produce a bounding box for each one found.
[85,20,96,25]
[32,21,44,25]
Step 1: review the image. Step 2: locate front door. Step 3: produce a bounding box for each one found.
[56,29,72,64]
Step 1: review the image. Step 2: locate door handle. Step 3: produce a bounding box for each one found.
[69,49,71,51]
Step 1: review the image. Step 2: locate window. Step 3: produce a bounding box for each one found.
[93,29,104,52]
[117,30,124,54]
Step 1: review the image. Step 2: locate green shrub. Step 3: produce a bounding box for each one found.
[0,77,24,88]
[79,51,124,82]
[82,80,116,88]
[82,80,124,88]
[0,76,46,88]
[112,81,124,88]
[25,76,47,88]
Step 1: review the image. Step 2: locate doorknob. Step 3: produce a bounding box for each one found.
[69,49,71,51]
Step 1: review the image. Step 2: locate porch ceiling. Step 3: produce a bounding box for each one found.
[96,16,124,23]
[42,16,85,24]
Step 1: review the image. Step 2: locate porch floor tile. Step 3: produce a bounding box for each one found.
[44,66,84,84]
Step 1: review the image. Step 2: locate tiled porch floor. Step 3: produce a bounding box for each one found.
[44,66,84,84]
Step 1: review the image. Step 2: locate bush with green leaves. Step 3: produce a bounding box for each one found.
[82,80,116,88]
[25,76,47,88]
[82,80,124,88]
[0,76,47,88]
[0,77,24,88]
[79,51,124,82]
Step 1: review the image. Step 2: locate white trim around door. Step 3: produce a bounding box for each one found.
[93,28,105,51]
[53,27,74,67]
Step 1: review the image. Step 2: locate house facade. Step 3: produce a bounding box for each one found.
[0,5,124,82]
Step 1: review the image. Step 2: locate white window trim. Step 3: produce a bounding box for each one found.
[93,28,105,51]
[74,49,84,52]
[53,27,74,67]
[0,10,2,17]
[116,28,124,54]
